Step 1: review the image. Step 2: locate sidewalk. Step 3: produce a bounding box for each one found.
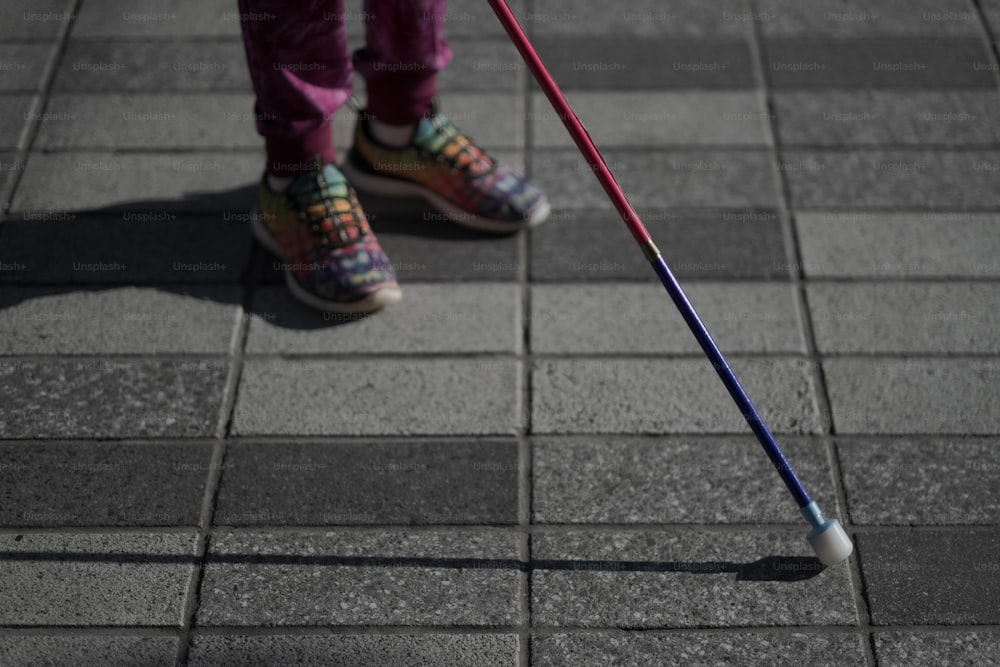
[2,0,1000,665]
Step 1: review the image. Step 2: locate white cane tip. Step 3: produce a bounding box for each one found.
[807,519,853,566]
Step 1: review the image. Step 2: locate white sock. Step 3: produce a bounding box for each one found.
[266,174,294,192]
[369,119,416,147]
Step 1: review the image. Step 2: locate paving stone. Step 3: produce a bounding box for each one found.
[188,633,519,667]
[0,0,75,40]
[0,286,241,354]
[0,212,253,284]
[530,91,770,148]
[11,152,262,213]
[54,41,251,92]
[534,150,779,209]
[215,440,519,525]
[807,283,1000,354]
[531,530,857,627]
[197,530,520,626]
[984,1,1000,36]
[532,436,836,524]
[763,38,995,88]
[233,359,521,436]
[0,94,33,151]
[0,532,197,625]
[246,284,520,354]
[531,358,824,435]
[435,0,525,38]
[0,635,178,667]
[530,282,805,354]
[824,359,1000,435]
[874,631,1000,667]
[795,212,1000,278]
[858,529,1000,625]
[838,438,1000,526]
[0,44,56,92]
[781,151,1000,209]
[0,152,25,206]
[773,91,1000,146]
[531,37,755,89]
[439,39,523,91]
[71,0,242,38]
[35,94,259,150]
[0,442,212,527]
[756,0,982,36]
[527,0,750,37]
[0,359,227,439]
[532,631,866,666]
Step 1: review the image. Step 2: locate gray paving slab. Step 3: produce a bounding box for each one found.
[532,358,823,435]
[530,208,789,281]
[534,150,779,209]
[756,0,982,36]
[439,39,523,91]
[0,532,197,626]
[532,631,866,666]
[858,529,1000,625]
[0,152,25,207]
[794,212,1000,278]
[0,213,253,284]
[0,286,241,354]
[232,359,521,436]
[0,43,56,92]
[532,37,755,89]
[188,633,519,667]
[0,441,212,527]
[526,0,749,37]
[874,631,1000,667]
[0,359,227,439]
[773,91,1000,146]
[246,283,521,354]
[433,0,525,39]
[782,151,1000,209]
[11,152,262,213]
[838,438,1000,526]
[197,530,521,626]
[824,358,1000,435]
[532,436,836,524]
[530,282,805,354]
[0,635,178,666]
[984,1,1000,36]
[530,91,770,148]
[531,530,857,627]
[763,38,995,88]
[214,440,519,525]
[0,94,33,151]
[807,283,1000,354]
[71,0,242,38]
[0,0,75,40]
[54,41,251,92]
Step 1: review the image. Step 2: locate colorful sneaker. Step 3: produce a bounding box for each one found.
[252,163,401,313]
[342,109,551,233]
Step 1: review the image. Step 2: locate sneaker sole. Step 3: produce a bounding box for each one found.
[340,160,551,233]
[250,210,402,314]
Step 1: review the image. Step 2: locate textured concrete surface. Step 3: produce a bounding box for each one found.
[874,631,1000,667]
[0,635,179,666]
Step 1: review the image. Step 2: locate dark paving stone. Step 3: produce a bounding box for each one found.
[838,438,1000,526]
[215,440,519,525]
[188,633,519,667]
[757,0,982,36]
[0,44,56,92]
[0,442,212,527]
[533,436,836,524]
[531,529,856,627]
[782,151,1000,209]
[858,529,1000,625]
[763,38,996,88]
[0,213,253,284]
[875,631,1000,667]
[0,635,178,667]
[0,94,33,151]
[532,36,755,89]
[773,91,1000,146]
[439,39,523,91]
[0,532,197,625]
[0,0,75,40]
[533,150,779,209]
[533,631,866,666]
[71,0,242,38]
[433,0,525,39]
[54,41,251,93]
[0,152,26,208]
[526,0,750,37]
[0,359,227,439]
[197,530,520,626]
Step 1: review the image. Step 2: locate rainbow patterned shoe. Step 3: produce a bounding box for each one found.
[342,110,550,233]
[252,163,401,313]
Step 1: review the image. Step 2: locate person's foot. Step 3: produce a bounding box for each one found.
[342,109,550,233]
[252,163,401,313]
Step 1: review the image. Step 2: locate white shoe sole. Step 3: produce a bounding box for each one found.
[340,159,551,234]
[250,210,402,314]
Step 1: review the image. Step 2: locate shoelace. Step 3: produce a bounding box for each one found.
[289,169,369,249]
[420,115,494,176]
